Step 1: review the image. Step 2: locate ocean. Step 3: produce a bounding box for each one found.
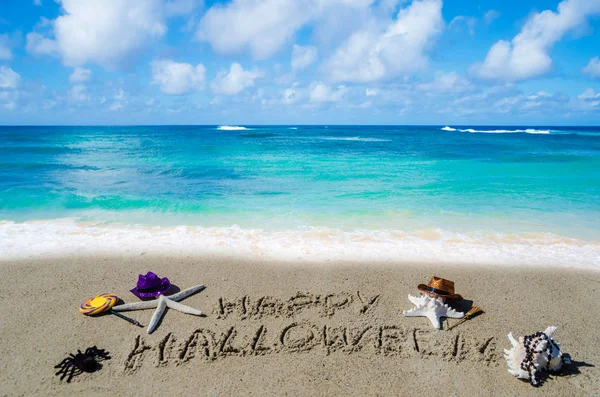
[1,125,599,267]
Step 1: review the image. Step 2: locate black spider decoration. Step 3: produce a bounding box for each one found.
[54,346,111,382]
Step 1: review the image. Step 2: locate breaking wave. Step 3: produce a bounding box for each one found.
[217,125,249,131]
[317,136,391,142]
[1,219,598,268]
[441,126,550,134]
[462,128,550,134]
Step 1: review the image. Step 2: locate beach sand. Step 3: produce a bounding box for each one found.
[1,255,598,396]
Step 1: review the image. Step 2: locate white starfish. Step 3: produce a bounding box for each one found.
[113,284,205,334]
[402,294,464,329]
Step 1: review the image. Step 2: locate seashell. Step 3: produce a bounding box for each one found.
[503,326,567,387]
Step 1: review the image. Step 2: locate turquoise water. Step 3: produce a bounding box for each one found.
[1,125,599,265]
[2,125,599,235]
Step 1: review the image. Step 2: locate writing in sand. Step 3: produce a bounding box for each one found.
[124,291,499,372]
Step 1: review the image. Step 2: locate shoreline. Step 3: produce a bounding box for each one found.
[2,219,599,269]
[1,255,598,396]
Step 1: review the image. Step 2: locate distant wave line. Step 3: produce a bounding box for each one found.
[441,126,550,134]
[317,136,391,142]
[217,125,249,131]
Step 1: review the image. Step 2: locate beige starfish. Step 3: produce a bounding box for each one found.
[113,284,205,334]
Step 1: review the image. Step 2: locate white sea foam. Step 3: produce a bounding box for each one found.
[1,219,598,269]
[217,125,248,131]
[317,136,391,142]
[288,127,298,130]
[460,128,551,134]
[442,126,551,134]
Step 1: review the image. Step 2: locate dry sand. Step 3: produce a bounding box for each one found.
[0,255,598,396]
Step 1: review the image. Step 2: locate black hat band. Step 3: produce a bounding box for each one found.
[423,285,450,296]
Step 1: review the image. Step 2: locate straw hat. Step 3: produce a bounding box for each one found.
[418,276,463,300]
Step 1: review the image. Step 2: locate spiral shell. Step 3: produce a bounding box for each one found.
[80,293,118,316]
[504,326,564,386]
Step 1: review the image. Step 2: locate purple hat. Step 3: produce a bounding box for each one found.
[130,272,171,299]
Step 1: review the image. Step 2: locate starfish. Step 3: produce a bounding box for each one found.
[402,294,464,329]
[113,284,205,334]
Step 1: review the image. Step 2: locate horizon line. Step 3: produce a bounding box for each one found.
[1,124,600,128]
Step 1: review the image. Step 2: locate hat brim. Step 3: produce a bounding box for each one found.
[418,284,463,300]
[131,278,171,299]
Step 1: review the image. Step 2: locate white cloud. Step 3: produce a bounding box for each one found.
[526,91,553,100]
[309,82,349,102]
[0,66,21,89]
[43,100,57,109]
[578,88,600,100]
[197,0,376,60]
[109,88,127,110]
[34,0,42,5]
[0,49,10,62]
[211,63,262,95]
[197,0,312,60]
[521,91,568,111]
[26,0,169,69]
[324,0,443,83]
[484,10,500,25]
[583,57,600,78]
[417,71,474,93]
[165,0,202,16]
[26,32,59,56]
[578,93,600,110]
[68,84,90,102]
[150,59,206,95]
[291,45,318,71]
[472,0,600,82]
[449,15,477,35]
[576,89,600,111]
[69,67,92,83]
[0,34,14,60]
[310,0,376,50]
[282,87,300,104]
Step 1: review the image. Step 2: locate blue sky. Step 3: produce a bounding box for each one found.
[0,0,599,125]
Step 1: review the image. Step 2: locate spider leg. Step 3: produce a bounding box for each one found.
[90,347,111,360]
[66,363,77,383]
[85,346,97,355]
[60,355,77,372]
[55,365,67,379]
[56,362,73,381]
[97,350,111,360]
[54,358,71,368]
